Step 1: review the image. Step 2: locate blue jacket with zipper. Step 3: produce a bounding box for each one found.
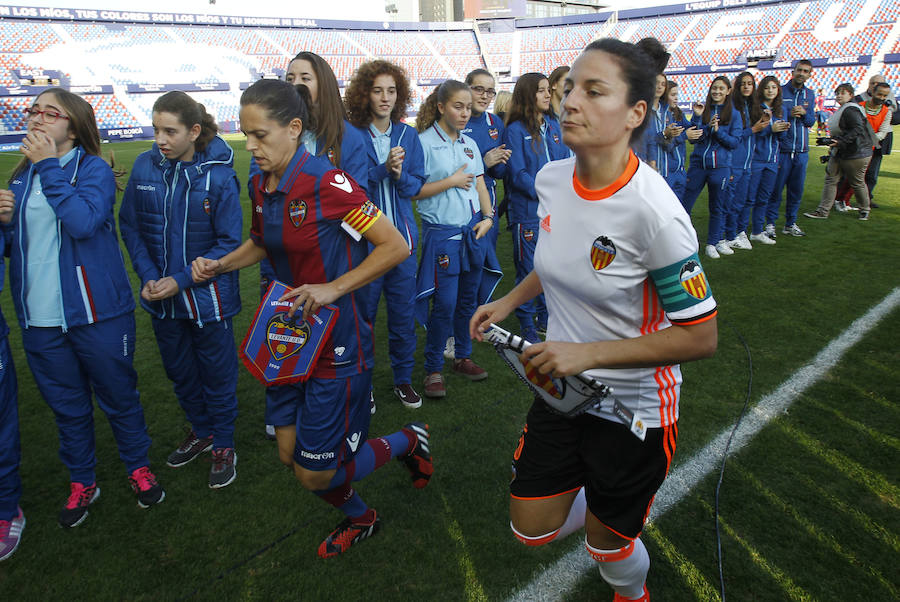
[779,82,816,154]
[119,135,242,324]
[502,116,570,224]
[7,146,135,330]
[362,121,425,251]
[689,103,743,169]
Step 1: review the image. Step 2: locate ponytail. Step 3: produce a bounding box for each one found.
[416,79,469,133]
[152,91,219,152]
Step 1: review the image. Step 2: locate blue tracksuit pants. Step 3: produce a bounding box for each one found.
[682,164,730,245]
[367,252,417,385]
[726,167,751,240]
[664,170,687,202]
[748,163,778,235]
[151,317,238,449]
[767,151,808,227]
[21,313,152,484]
[511,221,547,332]
[0,337,20,520]
[423,235,486,374]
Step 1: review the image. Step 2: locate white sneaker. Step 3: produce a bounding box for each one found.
[442,337,455,360]
[833,202,847,213]
[264,424,276,440]
[738,231,751,246]
[715,240,734,255]
[729,235,752,250]
[782,223,806,237]
[705,244,720,259]
[749,232,776,245]
[764,223,777,239]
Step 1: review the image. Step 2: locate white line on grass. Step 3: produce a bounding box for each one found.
[505,287,900,602]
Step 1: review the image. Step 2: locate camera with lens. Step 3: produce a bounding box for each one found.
[815,137,834,146]
[819,154,829,164]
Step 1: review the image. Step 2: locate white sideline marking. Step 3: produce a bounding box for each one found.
[505,287,900,602]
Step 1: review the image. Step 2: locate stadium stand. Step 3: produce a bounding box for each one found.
[0,0,896,136]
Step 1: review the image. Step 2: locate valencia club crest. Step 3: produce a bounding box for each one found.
[464,147,474,159]
[679,260,709,300]
[288,199,307,228]
[590,236,616,271]
[437,254,450,270]
[489,127,499,140]
[266,313,311,361]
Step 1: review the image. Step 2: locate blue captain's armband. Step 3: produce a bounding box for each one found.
[649,253,712,313]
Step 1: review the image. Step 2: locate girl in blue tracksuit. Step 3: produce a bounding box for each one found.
[502,72,570,341]
[345,60,426,408]
[724,72,757,250]
[463,69,510,266]
[747,76,789,245]
[663,81,699,201]
[414,80,497,399]
[119,92,242,488]
[1,88,163,528]
[682,75,743,259]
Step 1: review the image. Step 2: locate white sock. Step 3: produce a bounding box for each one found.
[586,536,649,600]
[557,487,586,539]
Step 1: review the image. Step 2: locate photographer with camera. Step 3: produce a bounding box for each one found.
[803,83,877,221]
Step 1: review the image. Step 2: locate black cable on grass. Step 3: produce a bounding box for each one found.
[179,390,519,600]
[715,317,753,602]
[177,511,325,601]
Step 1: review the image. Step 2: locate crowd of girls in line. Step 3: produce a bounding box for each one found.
[0,46,891,565]
[640,60,888,261]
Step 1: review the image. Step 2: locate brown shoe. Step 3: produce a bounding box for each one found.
[423,373,446,398]
[452,358,488,381]
[393,383,423,408]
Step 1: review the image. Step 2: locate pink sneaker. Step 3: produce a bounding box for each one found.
[0,507,25,561]
[129,467,165,508]
[58,482,99,528]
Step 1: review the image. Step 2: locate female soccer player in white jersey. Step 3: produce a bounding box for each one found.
[470,38,718,602]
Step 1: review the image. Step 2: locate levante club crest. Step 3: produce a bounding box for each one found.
[590,236,616,270]
[241,281,338,386]
[288,199,307,228]
[266,313,310,361]
[679,260,708,300]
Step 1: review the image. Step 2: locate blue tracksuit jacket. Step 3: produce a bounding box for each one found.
[7,147,135,329]
[119,135,242,324]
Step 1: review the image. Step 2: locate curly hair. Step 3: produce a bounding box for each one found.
[344,60,411,128]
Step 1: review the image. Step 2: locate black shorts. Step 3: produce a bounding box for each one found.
[510,397,677,539]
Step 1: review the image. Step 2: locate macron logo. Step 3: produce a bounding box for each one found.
[136,184,155,192]
[329,173,353,194]
[347,432,361,453]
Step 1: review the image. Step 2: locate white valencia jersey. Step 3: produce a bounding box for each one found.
[533,152,717,428]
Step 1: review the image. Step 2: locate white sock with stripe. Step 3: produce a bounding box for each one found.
[586,536,649,600]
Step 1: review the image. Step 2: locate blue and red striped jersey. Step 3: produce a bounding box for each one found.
[250,147,382,379]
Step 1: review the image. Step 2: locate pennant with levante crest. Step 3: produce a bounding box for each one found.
[240,280,339,386]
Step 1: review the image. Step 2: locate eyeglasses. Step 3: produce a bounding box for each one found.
[470,86,497,98]
[24,107,69,124]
